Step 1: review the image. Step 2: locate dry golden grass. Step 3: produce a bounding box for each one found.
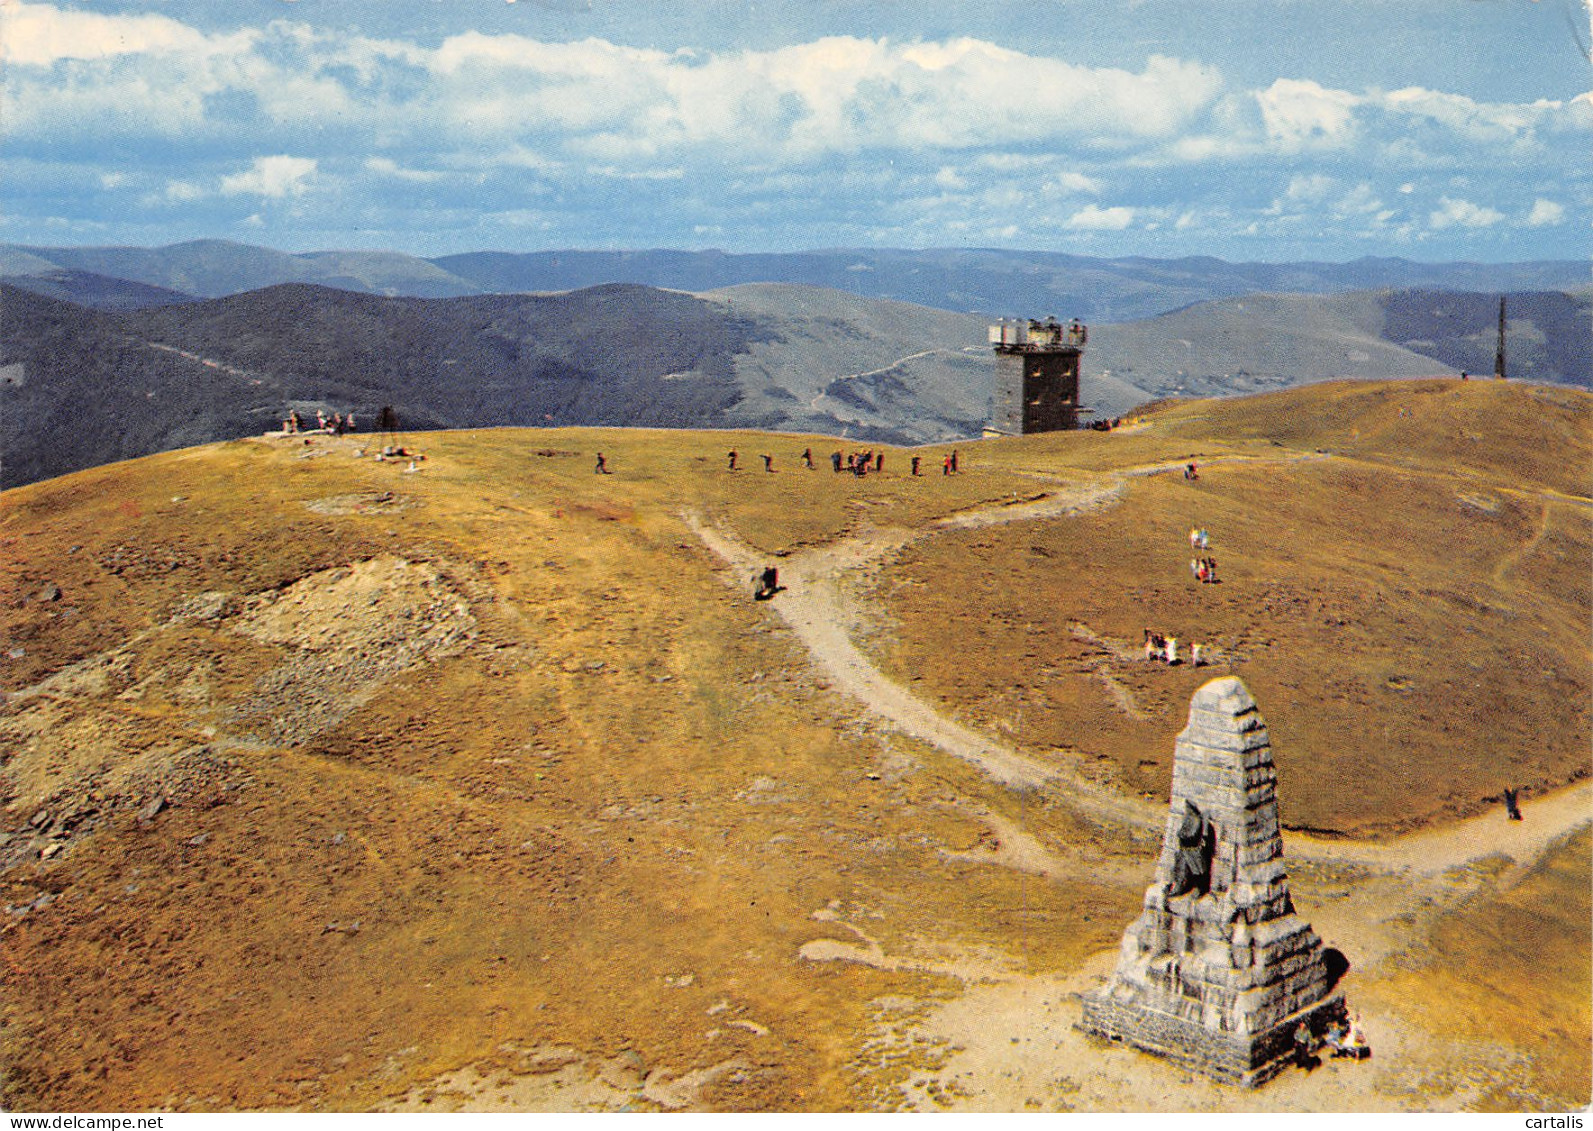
[1,378,1587,1111]
[0,427,1131,1111]
[1361,829,1591,1110]
[872,380,1590,835]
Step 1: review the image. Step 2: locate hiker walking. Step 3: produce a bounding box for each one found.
[1503,787,1523,820]
[801,447,814,469]
[762,454,774,472]
[950,449,959,474]
[831,451,843,473]
[753,566,780,600]
[874,452,884,473]
[942,454,952,475]
[911,456,921,476]
[594,452,610,474]
[728,450,738,470]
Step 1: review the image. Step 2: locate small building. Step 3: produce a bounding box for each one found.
[986,317,1087,436]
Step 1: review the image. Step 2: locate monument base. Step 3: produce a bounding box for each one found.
[1078,990,1347,1088]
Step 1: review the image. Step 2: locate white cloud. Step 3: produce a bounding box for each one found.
[4,2,1585,257]
[365,157,447,183]
[220,155,318,198]
[1428,196,1503,230]
[421,34,1223,159]
[1287,174,1334,202]
[1255,79,1361,149]
[3,1,249,65]
[1066,204,1135,231]
[1381,86,1556,145]
[1335,182,1383,216]
[1053,172,1103,194]
[1526,199,1566,227]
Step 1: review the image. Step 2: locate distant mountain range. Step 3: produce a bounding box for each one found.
[2,238,1586,321]
[1,239,1586,488]
[3,268,1586,489]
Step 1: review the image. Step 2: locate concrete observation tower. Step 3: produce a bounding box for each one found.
[985,316,1087,436]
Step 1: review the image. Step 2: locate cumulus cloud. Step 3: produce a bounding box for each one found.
[1525,199,1566,226]
[1285,174,1334,202]
[220,155,318,198]
[1066,204,1135,230]
[365,157,448,183]
[3,1,245,65]
[1053,172,1103,194]
[165,180,206,203]
[1335,182,1383,217]
[1255,79,1361,149]
[3,0,1586,256]
[1429,196,1504,230]
[1380,86,1572,145]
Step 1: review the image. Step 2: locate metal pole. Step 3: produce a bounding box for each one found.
[1494,296,1507,379]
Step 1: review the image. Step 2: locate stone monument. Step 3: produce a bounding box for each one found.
[1079,676,1346,1086]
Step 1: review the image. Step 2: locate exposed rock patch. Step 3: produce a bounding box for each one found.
[227,557,478,746]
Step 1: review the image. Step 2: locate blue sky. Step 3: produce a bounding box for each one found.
[4,0,1589,261]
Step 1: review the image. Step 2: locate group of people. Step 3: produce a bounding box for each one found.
[281,409,357,435]
[723,447,961,478]
[832,449,886,476]
[1296,1015,1371,1069]
[1143,629,1204,668]
[1190,556,1219,583]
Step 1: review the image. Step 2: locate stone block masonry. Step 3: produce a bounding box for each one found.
[1079,676,1347,1087]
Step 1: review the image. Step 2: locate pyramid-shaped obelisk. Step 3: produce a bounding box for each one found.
[1079,676,1346,1086]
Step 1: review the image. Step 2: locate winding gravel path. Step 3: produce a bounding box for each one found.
[685,457,1590,878]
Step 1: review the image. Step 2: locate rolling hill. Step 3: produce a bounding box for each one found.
[4,239,1584,320]
[3,277,1585,489]
[1,379,1587,1112]
[0,239,480,301]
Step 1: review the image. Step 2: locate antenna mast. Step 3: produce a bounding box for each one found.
[1494,296,1507,379]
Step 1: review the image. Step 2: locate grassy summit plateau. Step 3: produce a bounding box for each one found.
[1,377,1587,1112]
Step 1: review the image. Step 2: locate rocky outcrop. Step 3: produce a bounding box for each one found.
[1080,676,1346,1086]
